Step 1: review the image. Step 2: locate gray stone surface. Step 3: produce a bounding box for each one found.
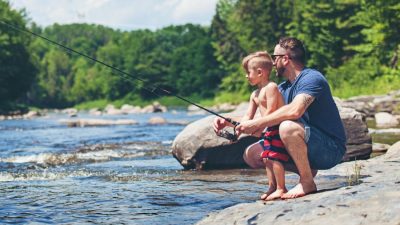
[375,112,399,128]
[342,93,400,117]
[172,115,259,170]
[196,142,400,225]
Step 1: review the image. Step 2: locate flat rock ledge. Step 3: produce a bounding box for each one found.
[196,141,400,225]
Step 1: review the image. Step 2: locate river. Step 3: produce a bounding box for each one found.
[0,110,358,224]
[1,111,287,224]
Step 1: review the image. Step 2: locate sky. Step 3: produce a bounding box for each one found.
[8,0,219,30]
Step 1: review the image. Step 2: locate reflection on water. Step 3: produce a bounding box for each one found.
[0,112,348,224]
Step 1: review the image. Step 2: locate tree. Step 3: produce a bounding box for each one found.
[210,0,292,96]
[0,1,37,108]
[287,0,363,72]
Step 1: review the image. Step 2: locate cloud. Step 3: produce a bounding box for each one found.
[8,0,218,30]
[172,0,217,23]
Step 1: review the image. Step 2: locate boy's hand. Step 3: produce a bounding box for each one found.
[213,117,228,133]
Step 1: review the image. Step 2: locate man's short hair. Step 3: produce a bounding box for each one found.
[242,51,273,73]
[278,37,306,65]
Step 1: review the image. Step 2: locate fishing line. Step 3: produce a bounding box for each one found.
[0,20,240,138]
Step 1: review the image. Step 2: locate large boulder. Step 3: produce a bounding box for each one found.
[338,106,372,161]
[172,115,259,170]
[172,102,372,170]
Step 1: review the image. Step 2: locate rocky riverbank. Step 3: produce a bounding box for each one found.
[0,102,168,120]
[170,91,400,224]
[196,141,400,225]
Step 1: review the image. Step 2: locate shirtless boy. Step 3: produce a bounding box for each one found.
[213,51,289,200]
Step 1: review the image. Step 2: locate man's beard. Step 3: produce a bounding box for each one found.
[276,66,285,78]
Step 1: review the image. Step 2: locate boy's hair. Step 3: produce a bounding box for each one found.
[278,37,306,65]
[242,51,273,74]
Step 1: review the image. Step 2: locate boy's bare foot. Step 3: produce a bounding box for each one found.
[260,188,276,200]
[281,181,317,199]
[265,188,287,201]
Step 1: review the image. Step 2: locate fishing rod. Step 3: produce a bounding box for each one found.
[0,20,239,141]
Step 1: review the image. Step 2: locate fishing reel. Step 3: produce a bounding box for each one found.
[216,121,239,142]
[216,129,238,142]
[215,118,240,142]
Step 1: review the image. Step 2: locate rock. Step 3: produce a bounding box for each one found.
[89,108,102,116]
[62,108,78,117]
[103,104,122,115]
[187,105,211,115]
[373,95,400,113]
[384,141,400,160]
[340,101,375,117]
[23,111,40,119]
[341,92,400,117]
[172,102,372,169]
[148,117,167,125]
[168,120,191,125]
[374,112,399,128]
[341,95,378,117]
[141,102,167,113]
[104,104,115,111]
[339,107,372,161]
[372,143,391,153]
[188,103,237,115]
[105,105,123,115]
[152,101,167,113]
[172,115,259,170]
[59,119,137,127]
[196,151,400,225]
[120,104,141,114]
[216,103,237,112]
[141,105,155,113]
[368,128,400,135]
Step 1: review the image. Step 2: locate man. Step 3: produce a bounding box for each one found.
[236,37,346,199]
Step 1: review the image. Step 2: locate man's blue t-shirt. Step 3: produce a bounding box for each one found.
[278,68,346,147]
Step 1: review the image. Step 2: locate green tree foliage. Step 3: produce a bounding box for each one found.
[26,23,222,107]
[28,24,119,107]
[286,0,363,71]
[1,0,399,109]
[325,0,400,97]
[0,0,36,108]
[211,0,400,99]
[210,0,292,98]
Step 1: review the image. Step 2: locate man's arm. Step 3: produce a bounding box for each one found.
[236,93,315,135]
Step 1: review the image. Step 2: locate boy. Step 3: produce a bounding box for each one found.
[213,51,290,201]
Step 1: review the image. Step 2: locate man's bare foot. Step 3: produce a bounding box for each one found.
[260,187,276,200]
[265,188,287,201]
[281,181,317,199]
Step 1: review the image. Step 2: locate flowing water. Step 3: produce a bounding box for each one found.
[0,111,347,224]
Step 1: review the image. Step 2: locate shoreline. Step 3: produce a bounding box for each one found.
[196,142,400,225]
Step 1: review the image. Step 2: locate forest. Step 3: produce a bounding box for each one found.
[1,0,399,112]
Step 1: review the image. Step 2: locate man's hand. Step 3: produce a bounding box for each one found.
[213,117,228,133]
[235,119,261,136]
